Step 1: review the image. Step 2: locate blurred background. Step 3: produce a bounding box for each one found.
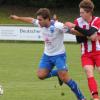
[0,0,100,8]
[0,0,100,24]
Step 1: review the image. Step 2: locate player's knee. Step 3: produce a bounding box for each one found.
[84,66,94,78]
[97,67,100,74]
[58,71,70,82]
[37,71,46,80]
[37,74,46,80]
[38,76,45,80]
[60,76,67,82]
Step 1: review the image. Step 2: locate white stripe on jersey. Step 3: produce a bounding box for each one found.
[87,40,92,52]
[96,40,100,51]
[91,17,99,30]
[91,17,98,25]
[77,17,89,29]
[81,43,85,54]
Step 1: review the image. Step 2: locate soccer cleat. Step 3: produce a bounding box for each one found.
[57,76,63,86]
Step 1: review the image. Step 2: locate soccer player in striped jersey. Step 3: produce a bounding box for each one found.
[10,8,86,100]
[65,0,100,100]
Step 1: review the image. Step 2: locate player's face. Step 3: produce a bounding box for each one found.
[37,15,49,27]
[80,8,91,21]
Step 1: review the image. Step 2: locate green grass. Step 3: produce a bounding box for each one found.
[0,42,99,100]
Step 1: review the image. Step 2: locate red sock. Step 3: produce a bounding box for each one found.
[88,77,99,99]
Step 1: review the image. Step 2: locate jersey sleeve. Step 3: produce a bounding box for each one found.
[92,17,100,30]
[55,21,64,33]
[74,19,78,26]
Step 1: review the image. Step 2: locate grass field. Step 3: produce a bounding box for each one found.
[0,42,99,100]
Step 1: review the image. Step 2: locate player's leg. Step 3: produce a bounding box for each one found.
[55,53,86,100]
[58,70,86,100]
[37,68,49,80]
[46,69,58,78]
[82,55,99,100]
[37,54,58,80]
[97,67,100,74]
[37,68,58,79]
[83,65,99,100]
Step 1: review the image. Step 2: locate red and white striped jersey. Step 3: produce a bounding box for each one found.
[74,16,100,55]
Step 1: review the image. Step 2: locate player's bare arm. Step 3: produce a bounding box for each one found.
[64,22,83,36]
[10,15,34,23]
[65,21,100,41]
[74,26,99,41]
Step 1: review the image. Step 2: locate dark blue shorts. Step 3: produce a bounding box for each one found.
[39,53,68,71]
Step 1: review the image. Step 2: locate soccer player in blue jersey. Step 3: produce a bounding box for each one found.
[10,8,86,100]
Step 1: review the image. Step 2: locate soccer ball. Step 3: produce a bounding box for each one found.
[0,85,3,95]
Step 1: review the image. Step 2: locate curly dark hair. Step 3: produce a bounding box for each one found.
[36,8,51,20]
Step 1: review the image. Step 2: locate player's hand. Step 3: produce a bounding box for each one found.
[98,36,100,40]
[64,22,75,29]
[10,15,19,20]
[88,33,98,41]
[65,22,75,28]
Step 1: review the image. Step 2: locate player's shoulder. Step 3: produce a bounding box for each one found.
[76,17,85,22]
[93,16,100,23]
[54,21,64,29]
[91,16,99,25]
[74,17,83,24]
[92,16,100,29]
